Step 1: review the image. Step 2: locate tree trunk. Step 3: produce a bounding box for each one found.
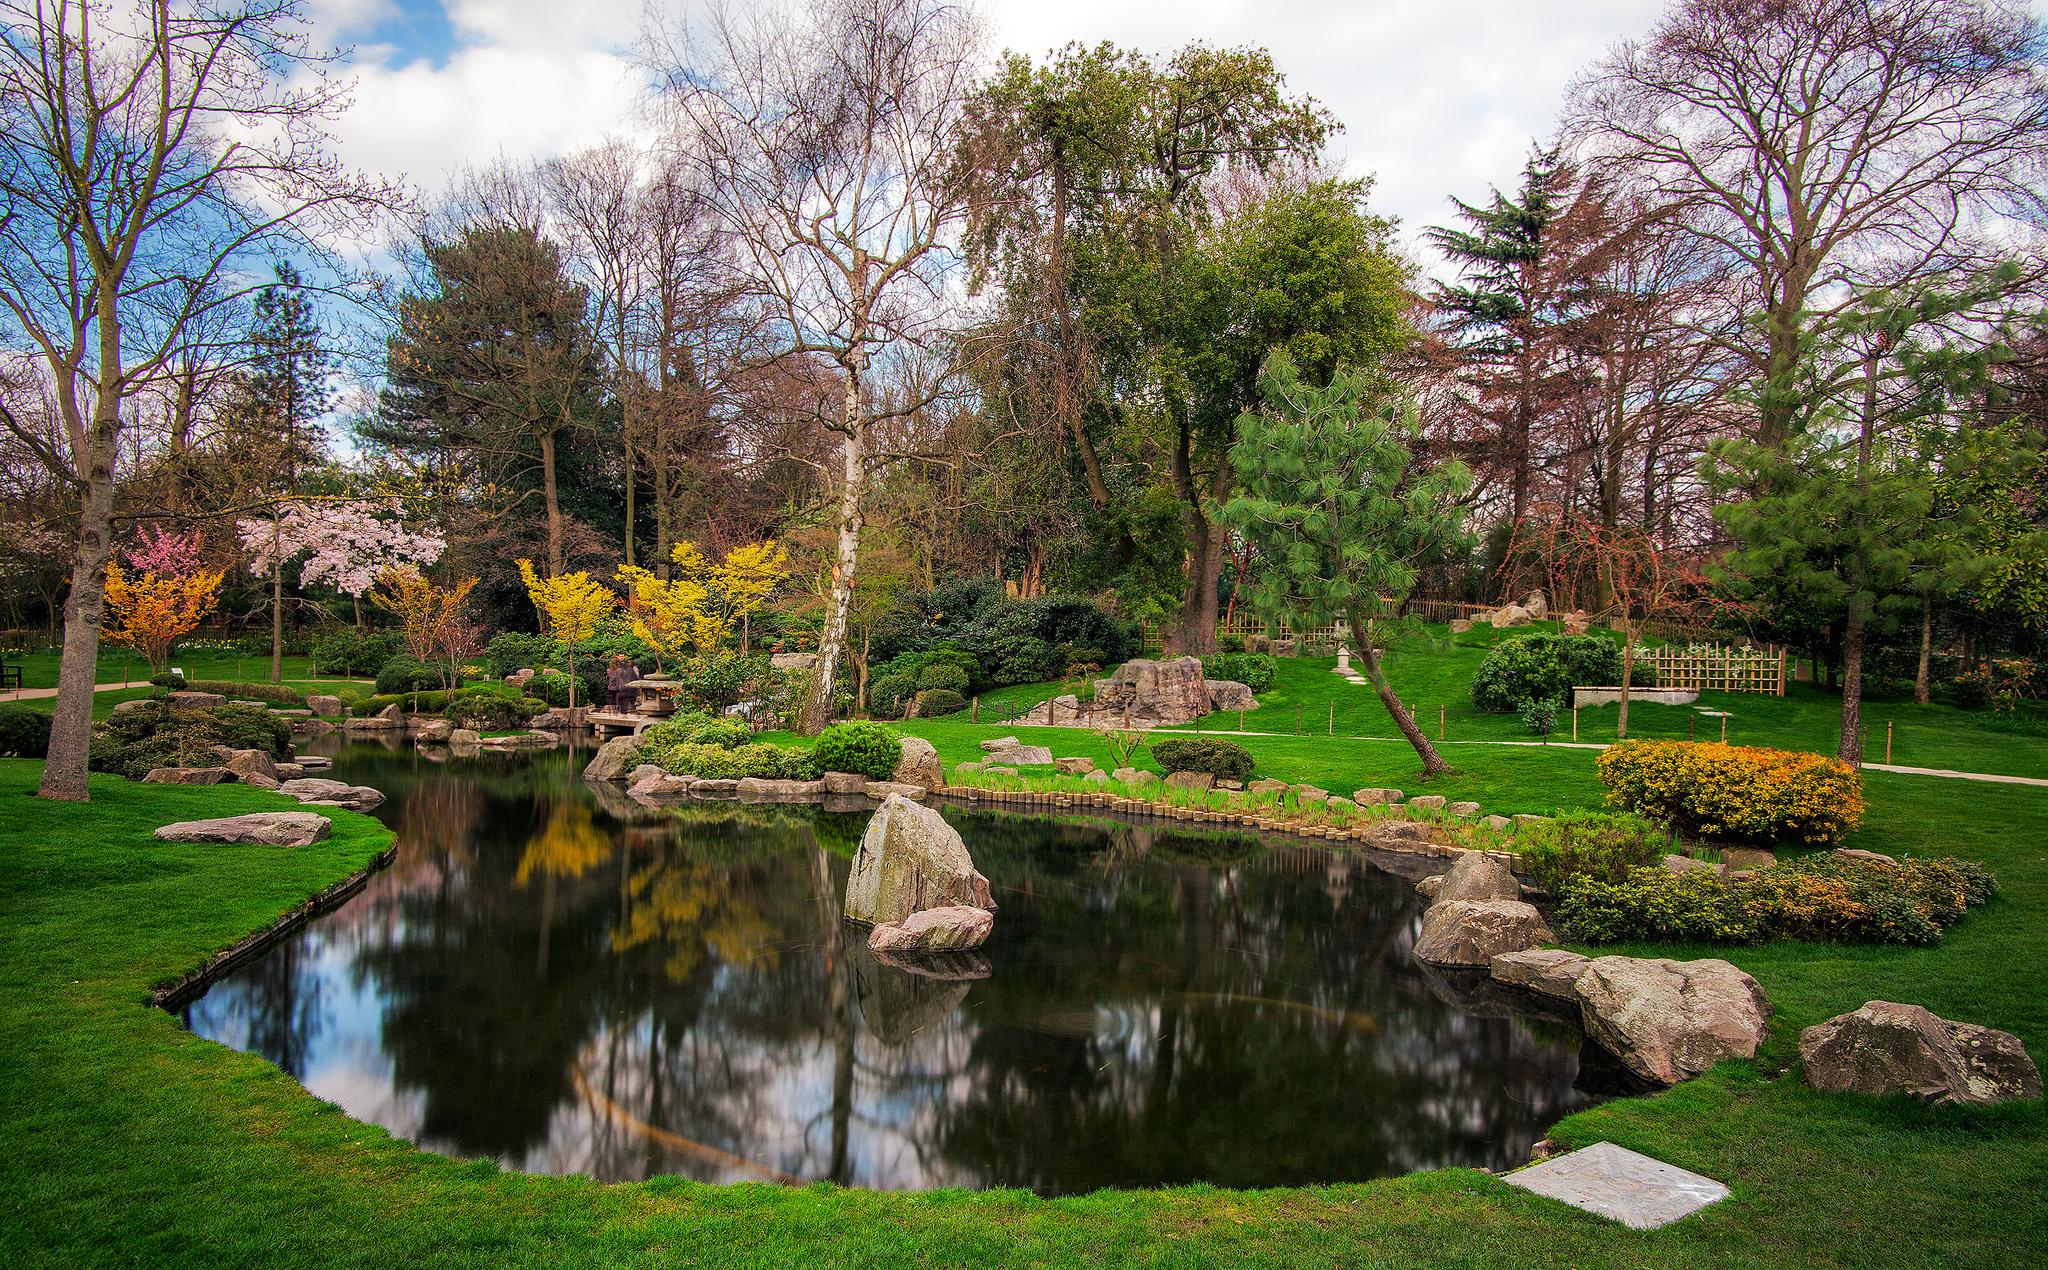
[802,366,867,735]
[1913,594,1933,706]
[1171,433,1229,655]
[1616,625,1634,740]
[270,511,285,684]
[1348,609,1450,776]
[539,429,564,577]
[39,432,119,802]
[1837,348,1879,766]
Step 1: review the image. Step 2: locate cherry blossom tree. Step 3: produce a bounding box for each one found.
[239,500,447,628]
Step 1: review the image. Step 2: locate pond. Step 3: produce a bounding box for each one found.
[179,738,1621,1195]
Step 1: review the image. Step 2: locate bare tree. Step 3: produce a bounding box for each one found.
[0,0,398,800]
[646,0,983,732]
[1565,0,2048,448]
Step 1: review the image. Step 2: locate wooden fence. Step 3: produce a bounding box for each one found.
[1635,644,1786,696]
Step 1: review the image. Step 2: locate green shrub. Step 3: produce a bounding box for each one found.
[444,687,547,731]
[637,712,753,753]
[1217,634,1247,654]
[917,662,970,694]
[1470,633,1622,713]
[150,672,186,691]
[1518,696,1563,735]
[1149,737,1255,781]
[374,656,445,695]
[912,687,968,717]
[1200,651,1277,693]
[484,631,558,678]
[668,650,769,713]
[88,702,292,780]
[813,721,900,778]
[310,629,402,677]
[632,737,817,780]
[1597,740,1865,845]
[1516,810,1663,893]
[1554,866,1766,944]
[184,679,306,708]
[867,670,917,719]
[0,705,51,758]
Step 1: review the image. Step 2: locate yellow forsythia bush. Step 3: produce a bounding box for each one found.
[1596,740,1864,846]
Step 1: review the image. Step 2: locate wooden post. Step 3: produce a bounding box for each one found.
[1438,704,1445,741]
[1720,715,1727,743]
[1238,707,1245,732]
[972,696,979,723]
[1886,719,1893,765]
[1572,707,1578,743]
[1688,716,1695,742]
[1327,701,1334,736]
[1296,702,1302,735]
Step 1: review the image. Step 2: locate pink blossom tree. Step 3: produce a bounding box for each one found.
[239,501,448,676]
[123,526,205,577]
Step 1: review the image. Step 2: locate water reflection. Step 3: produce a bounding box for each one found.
[182,743,1606,1194]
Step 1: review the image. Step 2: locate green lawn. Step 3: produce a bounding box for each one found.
[3,743,2046,1265]
[1,645,356,690]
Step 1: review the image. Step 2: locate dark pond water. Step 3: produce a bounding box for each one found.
[179,737,1617,1195]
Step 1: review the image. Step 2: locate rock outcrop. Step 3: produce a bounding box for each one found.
[1489,949,1590,1001]
[276,777,385,813]
[1573,956,1771,1085]
[984,743,1054,767]
[1799,1000,2042,1106]
[582,735,640,782]
[143,766,229,785]
[154,811,333,847]
[845,794,995,926]
[1206,680,1259,713]
[305,694,344,718]
[1432,852,1524,903]
[867,905,995,955]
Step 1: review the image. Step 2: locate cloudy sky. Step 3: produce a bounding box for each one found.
[313,0,1665,264]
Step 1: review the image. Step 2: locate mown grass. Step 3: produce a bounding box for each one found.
[1,646,357,691]
[3,749,2046,1266]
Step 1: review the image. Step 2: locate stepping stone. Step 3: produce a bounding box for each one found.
[1504,1142,1729,1230]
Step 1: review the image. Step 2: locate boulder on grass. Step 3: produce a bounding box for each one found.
[985,744,1054,766]
[978,736,1022,752]
[1113,768,1159,786]
[1054,756,1097,776]
[154,811,332,847]
[1574,956,1771,1085]
[1412,900,1552,967]
[867,905,995,955]
[143,767,228,785]
[305,694,344,718]
[222,750,280,784]
[167,690,226,709]
[1798,1000,2042,1106]
[892,736,945,789]
[1164,770,1214,792]
[582,735,640,782]
[845,794,995,926]
[1206,680,1259,713]
[823,770,871,795]
[1433,852,1522,903]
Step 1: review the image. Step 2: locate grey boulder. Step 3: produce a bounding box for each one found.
[1433,852,1522,903]
[867,905,995,955]
[154,811,332,847]
[1799,1000,2042,1106]
[1574,956,1771,1085]
[1490,948,1591,1001]
[277,778,385,813]
[892,736,945,789]
[1412,900,1552,967]
[845,795,994,926]
[582,735,640,782]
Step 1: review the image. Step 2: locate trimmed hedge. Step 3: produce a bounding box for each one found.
[813,721,900,779]
[1200,652,1277,693]
[912,687,968,717]
[1149,737,1255,782]
[88,702,291,780]
[183,680,306,708]
[351,691,451,717]
[444,687,547,731]
[633,740,818,781]
[1470,634,1621,713]
[1597,739,1864,846]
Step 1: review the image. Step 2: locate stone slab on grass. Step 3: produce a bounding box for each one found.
[1505,1142,1729,1230]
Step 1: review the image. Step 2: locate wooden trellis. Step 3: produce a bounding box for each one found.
[1636,644,1786,696]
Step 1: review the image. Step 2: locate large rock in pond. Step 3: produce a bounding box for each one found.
[276,778,385,813]
[1090,657,1213,727]
[1433,852,1522,903]
[1574,956,1771,1085]
[892,736,944,790]
[868,905,995,955]
[305,694,344,718]
[582,735,640,782]
[154,811,332,847]
[845,794,994,926]
[1412,900,1552,967]
[735,777,826,802]
[1799,1000,2042,1106]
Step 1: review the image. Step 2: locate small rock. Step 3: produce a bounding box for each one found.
[582,735,640,782]
[1832,848,1899,868]
[1352,787,1403,805]
[167,690,226,709]
[448,728,481,747]
[1448,801,1482,818]
[1112,767,1158,786]
[628,773,696,802]
[978,737,1022,752]
[1663,853,1723,875]
[273,763,305,779]
[1416,876,1443,899]
[983,766,1018,777]
[690,778,739,797]
[1513,814,1548,831]
[276,778,384,813]
[953,761,983,777]
[1082,769,1111,784]
[1293,785,1330,804]
[736,777,826,801]
[1055,756,1098,775]
[1408,795,1447,813]
[1483,815,1513,832]
[1327,796,1356,813]
[1720,847,1777,874]
[630,764,664,783]
[305,694,345,718]
[1248,779,1290,796]
[986,744,1054,766]
[1164,771,1214,791]
[222,750,279,783]
[864,780,928,800]
[1206,679,1259,712]
[867,905,995,955]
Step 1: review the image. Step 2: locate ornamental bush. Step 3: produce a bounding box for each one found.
[917,661,970,694]
[1515,810,1664,893]
[632,738,817,780]
[374,656,445,695]
[912,687,968,717]
[1597,740,1864,845]
[813,720,901,779]
[1553,867,1767,944]
[88,702,292,780]
[1200,651,1277,693]
[483,631,557,678]
[311,629,403,677]
[636,712,753,754]
[1149,737,1255,781]
[184,679,306,708]
[444,686,547,731]
[351,690,450,716]
[0,705,51,758]
[1470,633,1622,713]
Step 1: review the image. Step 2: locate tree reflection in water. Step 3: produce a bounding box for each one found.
[182,745,1605,1194]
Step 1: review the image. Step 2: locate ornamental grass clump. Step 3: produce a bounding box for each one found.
[1597,739,1864,845]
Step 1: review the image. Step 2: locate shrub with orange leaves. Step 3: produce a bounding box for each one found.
[1597,739,1864,846]
[101,562,225,673]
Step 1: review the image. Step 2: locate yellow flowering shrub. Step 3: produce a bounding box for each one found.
[1596,740,1864,846]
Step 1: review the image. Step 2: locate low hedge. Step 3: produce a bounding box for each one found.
[87,702,292,780]
[0,704,51,758]
[183,680,306,708]
[351,691,451,716]
[1149,737,1255,782]
[634,740,819,781]
[1597,739,1864,846]
[444,687,547,731]
[813,721,900,779]
[1555,854,1996,947]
